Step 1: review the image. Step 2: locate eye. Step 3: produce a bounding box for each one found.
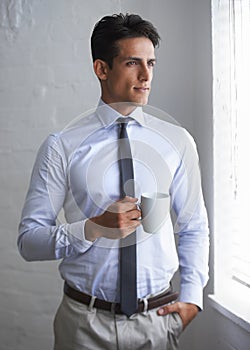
[148,60,156,67]
[126,60,137,66]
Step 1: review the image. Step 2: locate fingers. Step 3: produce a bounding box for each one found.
[110,197,140,214]
[87,196,142,240]
[157,302,179,316]
[110,197,141,238]
[120,196,138,202]
[128,209,141,220]
[116,209,141,229]
[157,302,199,330]
[118,196,139,211]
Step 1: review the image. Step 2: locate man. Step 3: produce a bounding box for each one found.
[18,13,209,350]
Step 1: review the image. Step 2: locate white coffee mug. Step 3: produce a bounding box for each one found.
[140,192,170,233]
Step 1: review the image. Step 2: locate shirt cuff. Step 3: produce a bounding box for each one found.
[66,220,94,248]
[179,283,204,310]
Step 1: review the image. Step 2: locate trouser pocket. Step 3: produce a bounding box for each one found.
[166,312,183,350]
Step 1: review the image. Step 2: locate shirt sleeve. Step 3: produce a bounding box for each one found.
[170,130,209,310]
[17,134,94,262]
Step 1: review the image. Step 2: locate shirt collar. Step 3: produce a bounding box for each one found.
[96,99,145,127]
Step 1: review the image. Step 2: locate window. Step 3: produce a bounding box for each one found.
[211,0,250,329]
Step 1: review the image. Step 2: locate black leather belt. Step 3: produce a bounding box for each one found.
[64,282,179,315]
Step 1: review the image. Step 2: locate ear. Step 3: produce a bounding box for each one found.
[93,59,109,81]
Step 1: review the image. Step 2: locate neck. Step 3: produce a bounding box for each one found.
[101,99,139,116]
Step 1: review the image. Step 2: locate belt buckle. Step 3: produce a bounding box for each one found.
[114,303,122,314]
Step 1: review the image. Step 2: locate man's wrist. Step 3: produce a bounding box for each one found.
[84,218,100,242]
[179,282,204,311]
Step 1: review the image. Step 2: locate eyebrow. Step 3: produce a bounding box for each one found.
[122,56,156,62]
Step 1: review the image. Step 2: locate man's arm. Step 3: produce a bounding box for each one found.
[18,134,141,261]
[158,130,209,327]
[18,134,93,261]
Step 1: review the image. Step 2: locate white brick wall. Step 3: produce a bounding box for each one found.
[0,1,196,349]
[0,1,122,349]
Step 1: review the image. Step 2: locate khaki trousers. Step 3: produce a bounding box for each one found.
[53,294,183,350]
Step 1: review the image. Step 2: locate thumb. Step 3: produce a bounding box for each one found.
[157,302,179,316]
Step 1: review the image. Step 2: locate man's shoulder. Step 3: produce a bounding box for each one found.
[143,111,196,151]
[39,110,102,157]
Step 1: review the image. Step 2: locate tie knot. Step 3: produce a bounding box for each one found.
[117,117,131,126]
[117,117,131,122]
[118,118,131,139]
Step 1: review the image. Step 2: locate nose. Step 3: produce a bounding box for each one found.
[138,63,151,82]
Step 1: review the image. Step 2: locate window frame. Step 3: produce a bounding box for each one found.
[209,0,250,331]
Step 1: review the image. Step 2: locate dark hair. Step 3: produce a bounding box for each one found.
[91,13,160,68]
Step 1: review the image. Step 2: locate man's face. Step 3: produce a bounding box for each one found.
[100,37,156,110]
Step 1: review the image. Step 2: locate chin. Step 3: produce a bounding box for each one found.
[137,100,148,106]
[131,98,149,106]
[128,101,146,107]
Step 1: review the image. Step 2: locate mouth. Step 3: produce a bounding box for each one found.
[133,87,150,92]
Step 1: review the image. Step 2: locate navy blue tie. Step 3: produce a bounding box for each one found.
[118,120,137,317]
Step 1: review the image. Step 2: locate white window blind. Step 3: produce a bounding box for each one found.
[212,0,250,312]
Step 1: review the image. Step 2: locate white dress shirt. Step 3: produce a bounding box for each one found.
[18,100,209,309]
